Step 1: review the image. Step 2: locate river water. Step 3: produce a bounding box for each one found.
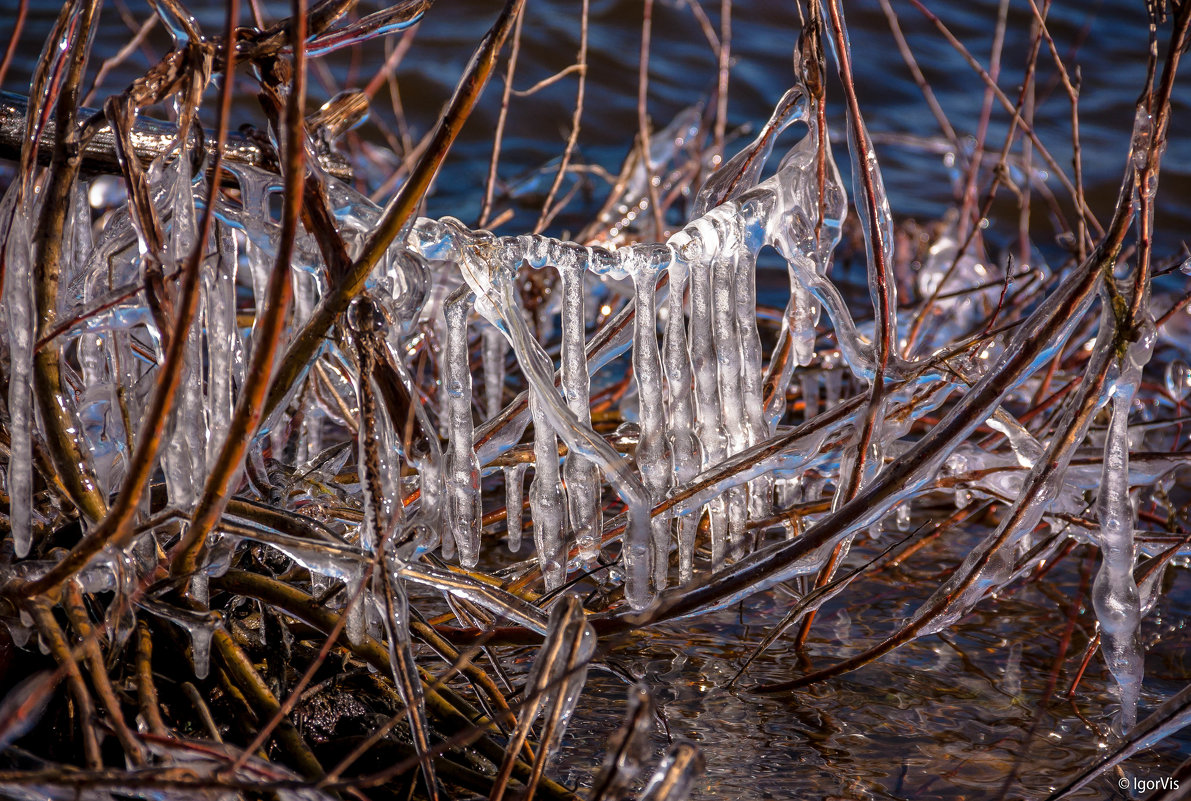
[2,1,1190,799]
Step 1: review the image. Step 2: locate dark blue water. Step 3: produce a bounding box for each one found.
[2,0,1187,253]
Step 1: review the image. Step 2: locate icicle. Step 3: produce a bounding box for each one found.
[161,156,204,510]
[731,220,772,520]
[663,251,700,583]
[628,246,673,590]
[559,261,602,565]
[707,216,750,559]
[468,250,655,608]
[60,183,94,314]
[188,624,213,683]
[801,373,820,423]
[204,221,238,472]
[4,190,35,558]
[530,390,568,590]
[505,463,528,553]
[823,364,842,409]
[675,229,728,565]
[229,167,280,342]
[291,265,320,464]
[139,599,219,680]
[345,566,367,646]
[766,279,821,429]
[1094,307,1156,731]
[443,292,481,567]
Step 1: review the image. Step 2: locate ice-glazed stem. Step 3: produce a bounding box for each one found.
[491,596,595,801]
[353,314,388,554]
[640,740,705,801]
[205,223,239,470]
[444,291,482,568]
[30,0,108,527]
[559,262,602,565]
[765,275,820,429]
[380,563,439,801]
[170,30,306,583]
[824,0,897,377]
[630,256,672,591]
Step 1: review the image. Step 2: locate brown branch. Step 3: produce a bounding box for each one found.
[30,0,108,526]
[261,0,526,424]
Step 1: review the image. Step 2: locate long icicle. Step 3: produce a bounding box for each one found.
[559,260,602,566]
[629,247,673,591]
[444,289,482,568]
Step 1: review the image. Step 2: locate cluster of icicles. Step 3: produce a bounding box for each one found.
[420,83,858,613]
[3,75,1181,736]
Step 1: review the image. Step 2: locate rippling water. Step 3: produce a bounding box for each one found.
[554,533,1191,800]
[3,0,1188,249]
[2,1,1189,798]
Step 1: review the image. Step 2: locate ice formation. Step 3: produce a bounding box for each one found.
[0,62,1176,752]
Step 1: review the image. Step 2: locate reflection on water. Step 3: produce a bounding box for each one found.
[559,535,1191,799]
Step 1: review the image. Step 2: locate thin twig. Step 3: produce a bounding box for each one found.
[535,0,589,233]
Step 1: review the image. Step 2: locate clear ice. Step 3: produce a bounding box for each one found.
[0,58,1175,759]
